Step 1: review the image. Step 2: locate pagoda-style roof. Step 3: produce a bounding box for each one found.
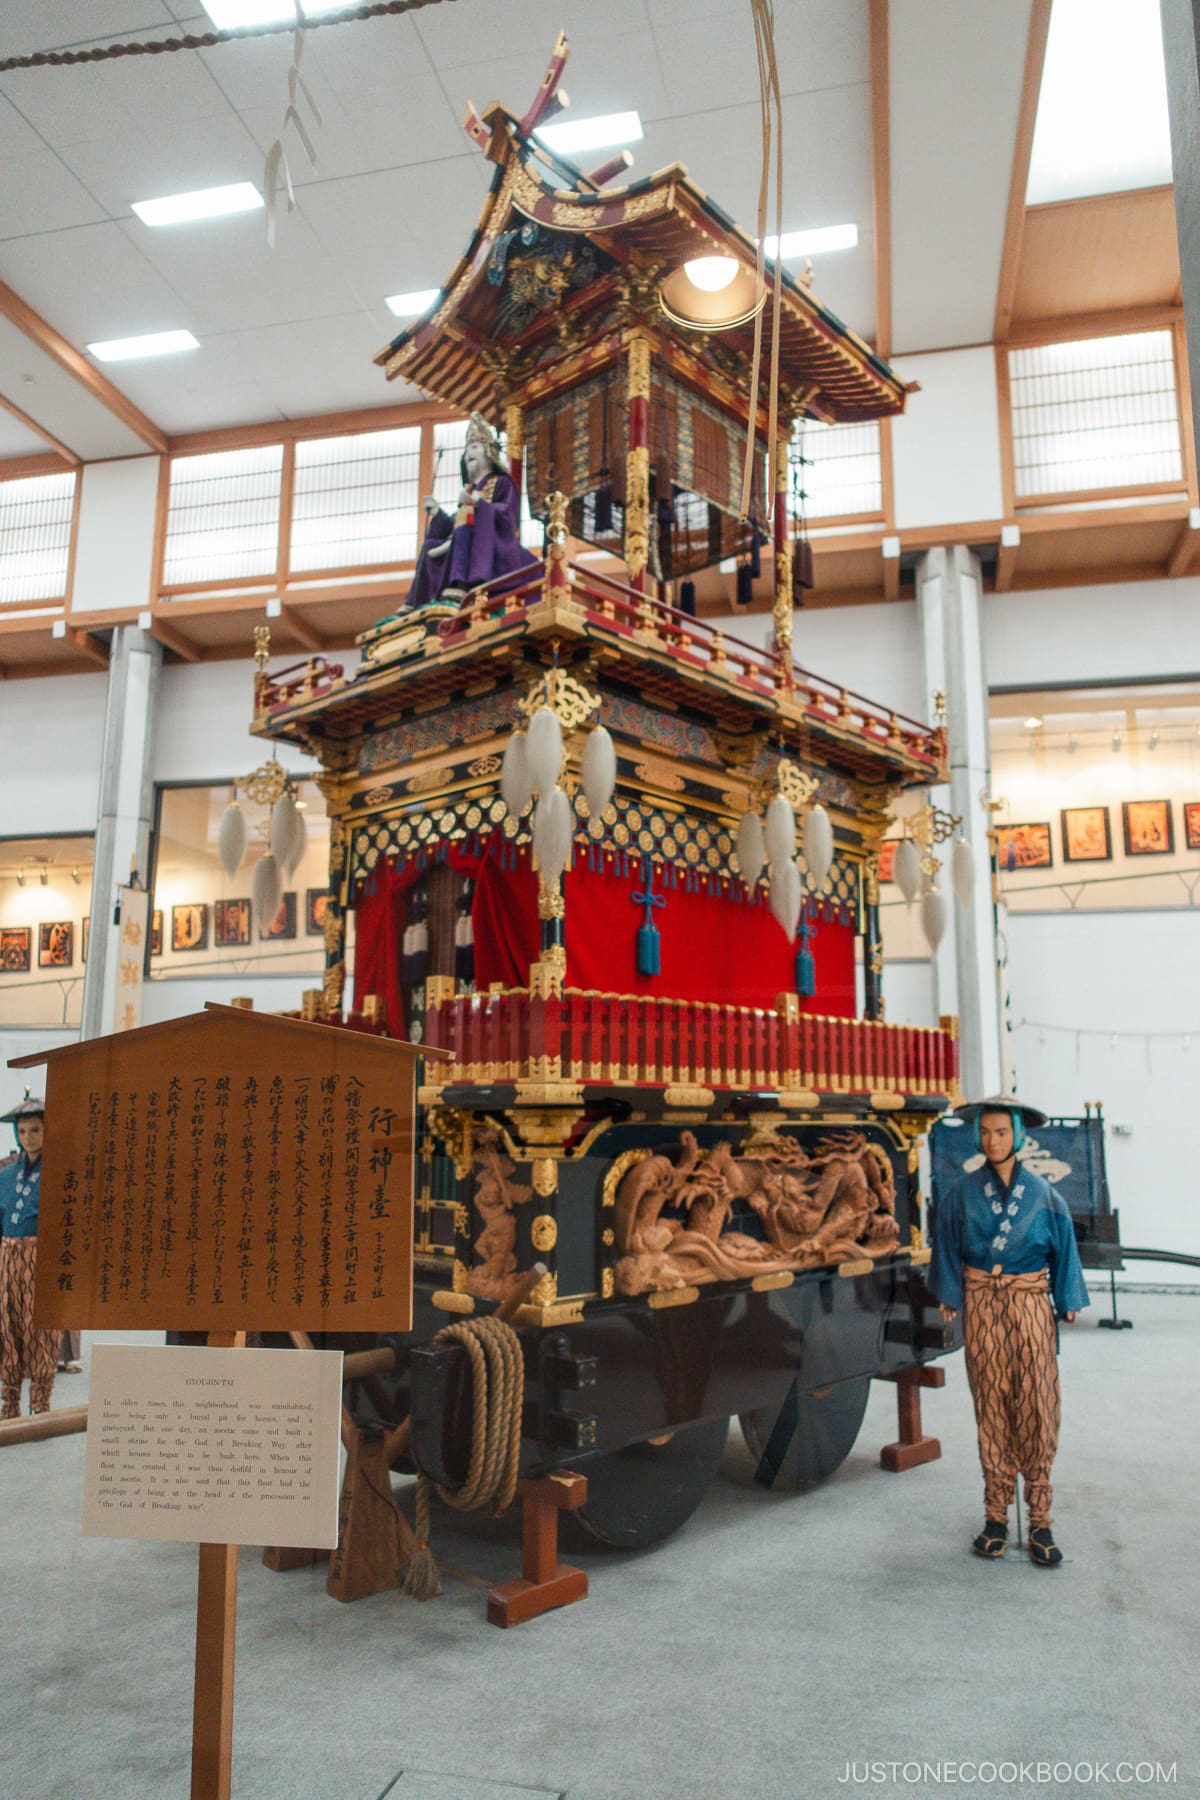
[375,41,910,431]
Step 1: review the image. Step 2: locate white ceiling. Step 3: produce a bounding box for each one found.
[0,0,1045,452]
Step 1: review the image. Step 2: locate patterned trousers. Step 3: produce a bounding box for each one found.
[0,1238,59,1416]
[963,1266,1060,1524]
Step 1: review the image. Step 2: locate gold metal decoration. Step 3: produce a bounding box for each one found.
[519,665,600,733]
[238,758,291,807]
[908,801,962,880]
[532,1158,558,1197]
[601,1267,615,1298]
[504,400,524,464]
[531,1214,558,1251]
[468,755,501,777]
[624,444,650,583]
[774,758,819,811]
[254,624,271,671]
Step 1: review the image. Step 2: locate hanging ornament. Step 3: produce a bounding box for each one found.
[632,858,666,977]
[581,724,616,819]
[285,803,308,877]
[253,853,283,935]
[951,836,975,908]
[921,886,947,951]
[218,802,247,878]
[802,803,833,892]
[765,792,795,868]
[893,837,922,905]
[526,706,564,798]
[270,790,298,864]
[736,810,766,890]
[769,859,801,938]
[501,729,533,819]
[533,787,573,891]
[795,909,816,997]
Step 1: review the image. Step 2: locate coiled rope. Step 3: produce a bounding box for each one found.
[404,1313,525,1601]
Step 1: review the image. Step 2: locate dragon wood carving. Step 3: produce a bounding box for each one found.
[464,1131,534,1301]
[613,1131,900,1297]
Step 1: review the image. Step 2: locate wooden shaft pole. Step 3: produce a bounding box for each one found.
[191,1329,244,1800]
[0,1403,88,1446]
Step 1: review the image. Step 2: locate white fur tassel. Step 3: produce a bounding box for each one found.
[765,792,795,868]
[285,804,308,877]
[526,706,563,798]
[533,787,573,891]
[253,853,283,935]
[736,810,766,890]
[501,729,533,819]
[893,837,922,904]
[802,803,833,891]
[769,860,801,938]
[218,802,246,878]
[580,724,616,819]
[921,886,947,950]
[270,791,298,864]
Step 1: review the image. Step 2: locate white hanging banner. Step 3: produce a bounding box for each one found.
[113,886,150,1035]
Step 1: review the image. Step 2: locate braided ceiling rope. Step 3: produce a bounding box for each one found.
[0,0,454,76]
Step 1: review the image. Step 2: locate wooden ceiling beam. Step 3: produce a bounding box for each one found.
[0,391,80,468]
[0,279,166,455]
[993,0,1054,344]
[1007,303,1183,347]
[278,603,326,652]
[147,616,200,663]
[1167,507,1200,576]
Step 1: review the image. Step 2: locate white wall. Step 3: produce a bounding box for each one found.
[891,347,1005,529]
[1004,910,1200,1284]
[0,672,108,836]
[0,1027,79,1122]
[153,656,356,784]
[708,599,927,720]
[71,457,159,615]
[984,578,1200,688]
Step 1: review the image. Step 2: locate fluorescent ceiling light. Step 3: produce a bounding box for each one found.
[201,1,355,25]
[535,111,643,156]
[132,182,263,227]
[1023,716,1044,729]
[87,330,200,363]
[385,289,441,319]
[763,224,858,259]
[1027,0,1172,204]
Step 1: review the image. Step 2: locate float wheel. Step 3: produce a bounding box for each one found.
[563,1416,731,1550]
[738,1376,871,1492]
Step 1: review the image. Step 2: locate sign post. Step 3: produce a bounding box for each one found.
[13,1003,433,1800]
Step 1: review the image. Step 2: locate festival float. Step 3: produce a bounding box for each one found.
[249,37,963,1580]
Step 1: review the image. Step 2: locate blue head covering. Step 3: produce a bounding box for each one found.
[2,1095,44,1149]
[955,1095,1046,1159]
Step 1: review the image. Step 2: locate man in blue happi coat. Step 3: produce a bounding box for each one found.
[930,1097,1089,1568]
[0,1095,58,1416]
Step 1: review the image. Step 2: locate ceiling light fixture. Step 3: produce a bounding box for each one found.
[1112,731,1122,752]
[201,1,356,26]
[87,330,200,363]
[1149,729,1160,749]
[1023,715,1043,729]
[72,867,81,885]
[39,870,47,887]
[132,183,263,228]
[683,257,739,293]
[16,870,24,888]
[535,110,643,156]
[762,224,858,260]
[1068,735,1078,754]
[385,289,441,319]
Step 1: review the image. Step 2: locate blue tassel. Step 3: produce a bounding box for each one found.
[679,579,696,615]
[637,920,661,975]
[736,562,753,606]
[795,912,817,997]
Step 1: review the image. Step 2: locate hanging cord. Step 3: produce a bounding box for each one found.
[404,1315,525,1600]
[0,0,452,74]
[740,0,784,524]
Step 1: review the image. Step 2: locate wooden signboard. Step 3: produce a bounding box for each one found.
[14,1004,429,1336]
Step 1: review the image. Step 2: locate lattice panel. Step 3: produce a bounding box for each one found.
[1008,331,1183,498]
[0,471,76,603]
[291,426,421,572]
[794,418,883,519]
[163,445,283,586]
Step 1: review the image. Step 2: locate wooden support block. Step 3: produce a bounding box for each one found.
[879,1366,941,1473]
[487,1471,588,1629]
[878,1364,945,1389]
[326,1431,414,1603]
[262,1545,330,1572]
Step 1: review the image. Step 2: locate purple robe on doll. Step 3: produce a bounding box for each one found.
[407,472,537,608]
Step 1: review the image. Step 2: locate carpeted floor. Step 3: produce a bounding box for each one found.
[0,1294,1194,1800]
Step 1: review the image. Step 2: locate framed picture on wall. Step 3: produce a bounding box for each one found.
[82,916,89,962]
[0,928,31,973]
[1122,799,1174,856]
[150,909,163,957]
[995,822,1053,870]
[306,888,332,935]
[215,898,251,948]
[38,921,74,968]
[1184,803,1200,852]
[877,842,898,882]
[262,891,297,941]
[1061,806,1112,863]
[171,903,209,952]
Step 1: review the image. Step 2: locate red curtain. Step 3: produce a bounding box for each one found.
[471,848,856,1015]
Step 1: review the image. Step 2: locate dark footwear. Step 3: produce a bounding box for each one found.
[972,1519,1009,1558]
[1028,1525,1063,1567]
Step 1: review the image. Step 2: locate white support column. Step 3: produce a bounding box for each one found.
[81,627,163,1040]
[916,545,1002,1098]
